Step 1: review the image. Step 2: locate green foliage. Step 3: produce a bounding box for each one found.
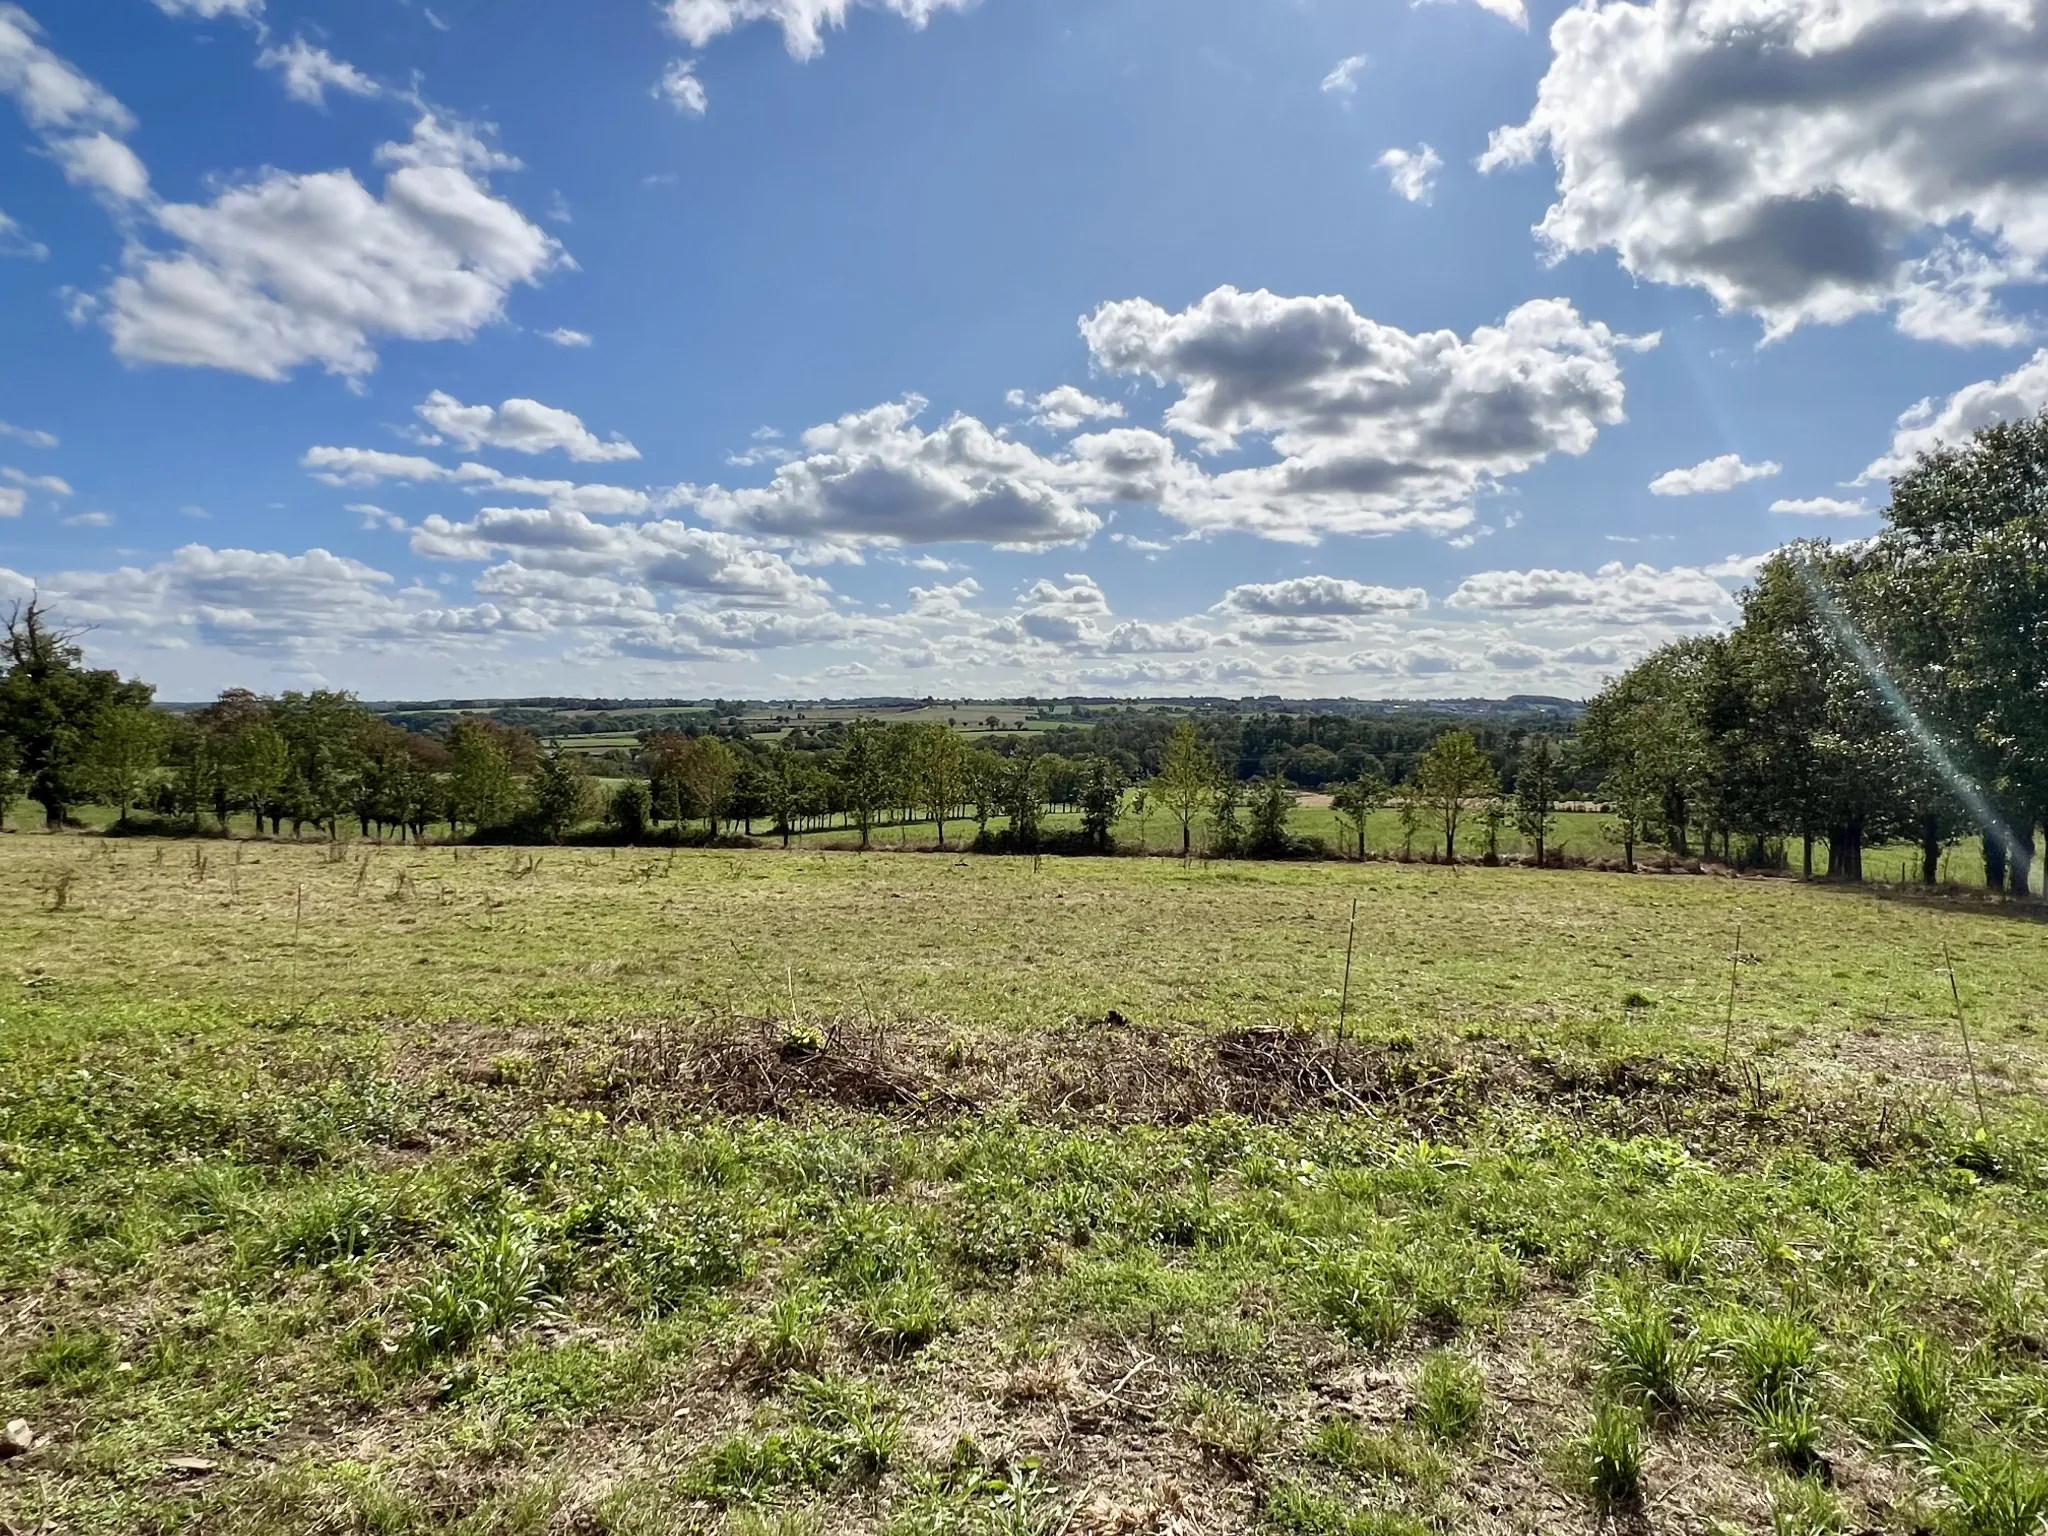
[528,747,595,842]
[1595,1293,1699,1414]
[1578,1401,1647,1508]
[1414,729,1499,862]
[1932,1442,2048,1536]
[1264,1486,1431,1536]
[1414,1350,1484,1443]
[402,1217,556,1360]
[1880,1333,1955,1442]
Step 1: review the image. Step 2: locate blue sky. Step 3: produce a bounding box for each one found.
[2,0,2046,700]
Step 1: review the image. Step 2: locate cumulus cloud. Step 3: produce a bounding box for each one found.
[0,486,22,518]
[540,327,592,347]
[1861,349,2048,481]
[1081,286,1651,542]
[656,59,708,116]
[1320,54,1369,98]
[257,39,379,106]
[106,114,562,380]
[412,507,827,608]
[301,446,651,516]
[1483,0,2048,343]
[1648,453,1781,496]
[1216,575,1428,616]
[32,545,491,656]
[1426,0,1527,27]
[1005,385,1124,432]
[0,5,147,207]
[685,396,1104,549]
[414,391,640,462]
[1771,495,1870,517]
[661,0,978,60]
[1376,144,1442,204]
[1447,561,1736,624]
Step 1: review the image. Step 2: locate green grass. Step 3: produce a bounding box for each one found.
[3,834,2048,1532]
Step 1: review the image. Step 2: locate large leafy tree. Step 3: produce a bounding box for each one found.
[1867,410,2048,894]
[0,600,155,828]
[1413,729,1498,862]
[1149,720,1217,857]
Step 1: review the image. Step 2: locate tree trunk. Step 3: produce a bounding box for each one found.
[1623,828,1635,869]
[2012,833,2036,899]
[1828,822,1865,882]
[1802,832,1814,879]
[1921,816,1941,885]
[936,816,947,850]
[1986,832,2008,892]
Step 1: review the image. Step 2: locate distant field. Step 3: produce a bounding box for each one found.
[4,837,2047,1534]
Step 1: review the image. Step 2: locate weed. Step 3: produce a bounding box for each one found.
[1931,1442,2048,1536]
[1579,1402,1647,1509]
[261,1180,404,1269]
[1769,1473,1845,1535]
[1652,1228,1706,1284]
[402,1216,555,1360]
[1748,1390,1824,1472]
[1723,1312,1821,1409]
[742,1286,829,1379]
[1596,1294,1699,1415]
[1880,1333,1955,1443]
[1263,1485,1432,1536]
[1414,1349,1484,1443]
[1185,1385,1276,1471]
[858,1267,954,1357]
[21,1326,118,1388]
[1308,1417,1451,1488]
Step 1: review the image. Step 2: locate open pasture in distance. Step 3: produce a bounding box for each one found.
[4,835,2048,1535]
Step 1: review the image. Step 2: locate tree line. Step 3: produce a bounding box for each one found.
[2,408,2039,884]
[1577,410,2048,894]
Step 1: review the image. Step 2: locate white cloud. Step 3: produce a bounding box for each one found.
[0,207,45,259]
[1648,453,1781,496]
[656,59,708,116]
[1320,54,1369,98]
[411,507,829,610]
[1004,385,1124,432]
[685,396,1104,549]
[257,39,380,107]
[661,0,978,61]
[1484,0,2048,343]
[1447,561,1735,625]
[1770,495,1870,517]
[415,391,640,462]
[1424,0,1527,27]
[0,486,22,517]
[1376,144,1442,204]
[540,327,592,347]
[1216,576,1428,616]
[53,131,150,204]
[150,0,264,17]
[0,420,56,448]
[105,115,562,380]
[301,445,653,516]
[1081,286,1651,542]
[0,5,146,208]
[60,510,110,527]
[1861,349,2048,481]
[3,467,71,496]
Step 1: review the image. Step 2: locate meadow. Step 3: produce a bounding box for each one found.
[3,832,2048,1535]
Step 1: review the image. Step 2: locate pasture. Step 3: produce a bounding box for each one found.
[4,835,2048,1535]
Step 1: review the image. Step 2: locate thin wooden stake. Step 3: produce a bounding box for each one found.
[1722,922,1741,1061]
[1945,939,1988,1133]
[1336,897,1359,1067]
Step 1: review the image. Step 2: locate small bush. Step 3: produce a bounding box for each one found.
[1725,1313,1820,1409]
[1415,1350,1485,1443]
[1652,1229,1705,1285]
[1748,1391,1823,1472]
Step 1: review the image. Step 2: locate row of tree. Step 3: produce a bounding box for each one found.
[1578,410,2048,893]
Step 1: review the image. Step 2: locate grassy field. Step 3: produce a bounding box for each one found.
[4,835,2048,1534]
